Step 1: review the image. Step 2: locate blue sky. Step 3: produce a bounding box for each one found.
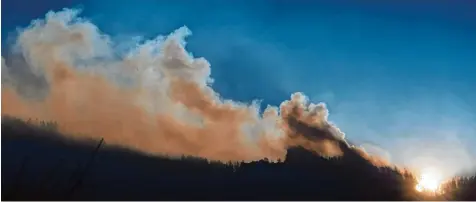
[3,0,476,173]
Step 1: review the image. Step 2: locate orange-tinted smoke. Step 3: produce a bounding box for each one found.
[1,8,391,165]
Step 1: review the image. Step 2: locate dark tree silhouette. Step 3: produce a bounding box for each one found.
[2,116,475,200]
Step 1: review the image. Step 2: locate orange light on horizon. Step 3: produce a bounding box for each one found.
[415,167,443,193]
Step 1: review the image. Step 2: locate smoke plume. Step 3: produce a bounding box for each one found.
[1,8,390,165]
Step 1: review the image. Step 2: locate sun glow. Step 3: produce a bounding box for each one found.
[415,168,443,193]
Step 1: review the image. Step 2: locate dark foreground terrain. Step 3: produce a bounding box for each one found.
[2,117,475,201]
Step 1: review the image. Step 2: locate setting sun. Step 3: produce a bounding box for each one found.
[415,168,443,193]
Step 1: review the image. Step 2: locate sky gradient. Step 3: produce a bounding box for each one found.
[2,0,476,176]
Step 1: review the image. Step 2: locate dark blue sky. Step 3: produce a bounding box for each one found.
[3,0,476,175]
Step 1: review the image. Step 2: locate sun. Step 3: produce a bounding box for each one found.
[415,168,442,193]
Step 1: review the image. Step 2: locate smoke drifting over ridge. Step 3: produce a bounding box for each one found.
[1,8,389,165]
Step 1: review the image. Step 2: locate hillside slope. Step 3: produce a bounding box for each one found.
[2,117,475,200]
